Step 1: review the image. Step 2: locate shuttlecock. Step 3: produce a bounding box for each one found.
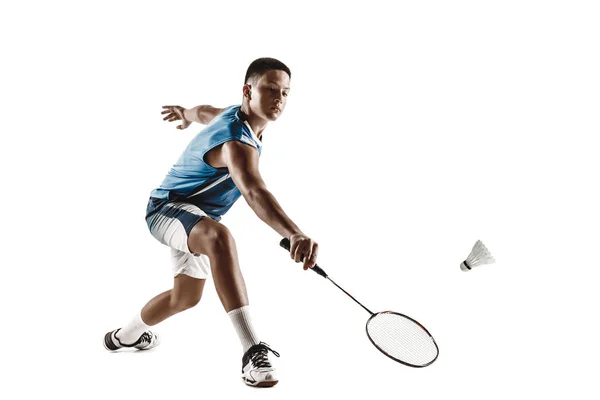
[460,240,495,271]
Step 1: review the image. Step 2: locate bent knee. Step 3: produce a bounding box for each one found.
[189,220,235,257]
[171,293,202,311]
[208,225,235,253]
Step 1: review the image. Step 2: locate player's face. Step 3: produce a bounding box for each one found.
[250,70,290,121]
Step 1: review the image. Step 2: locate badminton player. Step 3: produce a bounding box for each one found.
[103,58,319,388]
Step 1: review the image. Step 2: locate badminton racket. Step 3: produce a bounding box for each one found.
[280,238,439,368]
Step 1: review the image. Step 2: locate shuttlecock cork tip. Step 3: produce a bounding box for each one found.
[460,260,471,272]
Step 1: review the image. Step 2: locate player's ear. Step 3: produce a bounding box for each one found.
[243,84,252,100]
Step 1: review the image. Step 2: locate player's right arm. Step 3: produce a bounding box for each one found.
[218,140,319,270]
[161,105,225,129]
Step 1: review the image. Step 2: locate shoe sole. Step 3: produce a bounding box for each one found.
[243,378,279,388]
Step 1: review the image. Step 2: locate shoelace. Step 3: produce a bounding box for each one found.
[137,331,153,346]
[250,342,280,368]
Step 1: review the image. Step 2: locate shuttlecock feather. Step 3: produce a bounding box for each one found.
[460,240,495,271]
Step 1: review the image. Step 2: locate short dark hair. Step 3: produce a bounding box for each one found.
[244,57,291,84]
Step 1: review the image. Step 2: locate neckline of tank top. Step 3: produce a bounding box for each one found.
[236,107,263,145]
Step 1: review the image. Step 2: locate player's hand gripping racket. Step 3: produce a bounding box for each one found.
[280,238,439,367]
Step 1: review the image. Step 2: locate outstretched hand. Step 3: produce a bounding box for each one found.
[161,105,191,130]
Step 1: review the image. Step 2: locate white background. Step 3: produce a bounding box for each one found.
[1,0,599,398]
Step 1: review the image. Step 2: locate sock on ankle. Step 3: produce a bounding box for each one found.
[115,310,151,345]
[228,305,260,353]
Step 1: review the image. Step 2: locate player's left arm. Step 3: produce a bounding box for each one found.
[161,105,225,130]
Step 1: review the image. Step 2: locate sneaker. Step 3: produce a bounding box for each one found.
[241,342,280,387]
[103,328,160,351]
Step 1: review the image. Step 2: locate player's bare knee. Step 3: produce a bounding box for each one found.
[188,219,235,257]
[204,224,235,258]
[170,291,202,312]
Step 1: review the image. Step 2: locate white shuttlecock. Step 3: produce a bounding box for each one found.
[460,240,495,271]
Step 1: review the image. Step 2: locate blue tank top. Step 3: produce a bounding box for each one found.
[148,105,262,221]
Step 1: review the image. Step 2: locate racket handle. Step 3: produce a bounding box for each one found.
[279,238,328,278]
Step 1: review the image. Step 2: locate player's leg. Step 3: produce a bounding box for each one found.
[187,218,279,387]
[104,275,205,350]
[187,218,247,312]
[140,274,206,325]
[104,201,209,351]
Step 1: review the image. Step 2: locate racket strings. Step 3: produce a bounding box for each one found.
[367,312,438,366]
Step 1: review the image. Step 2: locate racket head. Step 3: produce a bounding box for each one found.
[366,311,439,368]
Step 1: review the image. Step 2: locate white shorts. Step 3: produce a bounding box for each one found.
[145,199,211,279]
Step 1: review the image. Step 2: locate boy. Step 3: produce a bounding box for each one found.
[103,58,319,388]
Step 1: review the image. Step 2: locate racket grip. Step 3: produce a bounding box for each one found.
[279,238,328,278]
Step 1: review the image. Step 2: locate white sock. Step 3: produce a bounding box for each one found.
[228,305,260,353]
[115,310,151,345]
